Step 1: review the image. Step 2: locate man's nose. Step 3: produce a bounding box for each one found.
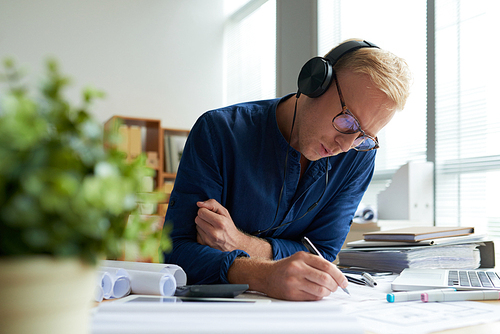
[337,133,359,152]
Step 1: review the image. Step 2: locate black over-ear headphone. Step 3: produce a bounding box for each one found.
[297,40,379,98]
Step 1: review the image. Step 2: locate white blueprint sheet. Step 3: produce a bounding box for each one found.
[319,274,500,334]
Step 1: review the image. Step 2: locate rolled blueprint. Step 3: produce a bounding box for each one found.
[100,260,187,286]
[126,269,177,296]
[95,285,104,303]
[96,271,113,300]
[99,267,132,298]
[159,264,187,287]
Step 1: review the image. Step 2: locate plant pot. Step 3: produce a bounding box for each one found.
[0,256,96,334]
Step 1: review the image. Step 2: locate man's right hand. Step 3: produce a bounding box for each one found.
[227,251,348,301]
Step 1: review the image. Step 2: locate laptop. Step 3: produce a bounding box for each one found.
[391,268,500,291]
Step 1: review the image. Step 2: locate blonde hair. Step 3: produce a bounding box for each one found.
[328,40,412,111]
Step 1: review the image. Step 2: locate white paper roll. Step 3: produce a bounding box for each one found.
[113,276,132,298]
[94,285,104,302]
[159,273,177,296]
[96,271,113,299]
[126,269,177,296]
[100,260,187,287]
[99,267,131,298]
[160,264,187,286]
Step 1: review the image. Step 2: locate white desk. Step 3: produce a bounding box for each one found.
[92,271,500,334]
[236,276,500,334]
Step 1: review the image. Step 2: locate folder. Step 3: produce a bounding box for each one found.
[363,226,474,242]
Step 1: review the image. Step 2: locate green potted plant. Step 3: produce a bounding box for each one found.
[0,58,170,334]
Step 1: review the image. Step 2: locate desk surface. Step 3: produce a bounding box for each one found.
[236,280,500,334]
[436,300,500,334]
[94,288,500,334]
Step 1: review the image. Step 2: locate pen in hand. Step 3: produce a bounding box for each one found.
[301,236,350,295]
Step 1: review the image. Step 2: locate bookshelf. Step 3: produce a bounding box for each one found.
[104,116,163,189]
[104,116,189,219]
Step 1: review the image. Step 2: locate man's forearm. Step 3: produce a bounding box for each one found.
[238,233,273,259]
[227,256,273,293]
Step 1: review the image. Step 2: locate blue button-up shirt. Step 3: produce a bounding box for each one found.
[163,95,376,284]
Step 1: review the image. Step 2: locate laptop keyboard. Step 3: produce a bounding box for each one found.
[448,270,500,288]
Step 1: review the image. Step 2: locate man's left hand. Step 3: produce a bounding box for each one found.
[195,199,272,259]
[195,199,244,252]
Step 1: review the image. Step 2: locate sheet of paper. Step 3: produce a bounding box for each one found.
[92,299,364,334]
[320,275,500,334]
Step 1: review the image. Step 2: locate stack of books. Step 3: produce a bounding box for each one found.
[337,226,495,273]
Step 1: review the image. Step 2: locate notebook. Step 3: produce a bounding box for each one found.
[363,226,475,242]
[391,268,500,291]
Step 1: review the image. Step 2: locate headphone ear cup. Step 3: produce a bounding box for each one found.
[297,57,333,98]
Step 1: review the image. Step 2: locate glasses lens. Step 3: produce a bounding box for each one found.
[333,113,359,134]
[353,136,376,151]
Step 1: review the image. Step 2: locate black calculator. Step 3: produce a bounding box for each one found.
[174,284,249,298]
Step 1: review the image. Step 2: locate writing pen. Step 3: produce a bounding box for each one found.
[421,290,500,302]
[301,236,350,295]
[362,272,377,287]
[341,268,393,276]
[339,269,377,287]
[345,274,366,286]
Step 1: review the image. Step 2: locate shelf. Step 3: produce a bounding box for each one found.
[104,116,163,189]
[104,116,189,214]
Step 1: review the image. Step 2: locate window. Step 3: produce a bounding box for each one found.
[222,1,500,242]
[223,0,276,105]
[317,0,428,207]
[434,0,500,237]
[318,0,500,244]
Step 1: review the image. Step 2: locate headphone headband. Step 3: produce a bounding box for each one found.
[297,40,379,98]
[324,40,379,66]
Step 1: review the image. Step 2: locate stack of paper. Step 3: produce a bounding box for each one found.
[337,227,493,273]
[338,243,480,273]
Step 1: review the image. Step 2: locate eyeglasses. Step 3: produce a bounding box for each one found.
[331,72,379,152]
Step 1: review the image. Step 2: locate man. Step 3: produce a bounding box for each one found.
[163,39,411,301]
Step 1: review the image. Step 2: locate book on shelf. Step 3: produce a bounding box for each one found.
[163,133,171,173]
[116,124,143,162]
[128,125,142,161]
[163,132,188,174]
[118,125,129,159]
[363,226,474,242]
[169,135,187,173]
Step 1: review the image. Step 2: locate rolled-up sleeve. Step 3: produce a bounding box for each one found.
[163,114,250,284]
